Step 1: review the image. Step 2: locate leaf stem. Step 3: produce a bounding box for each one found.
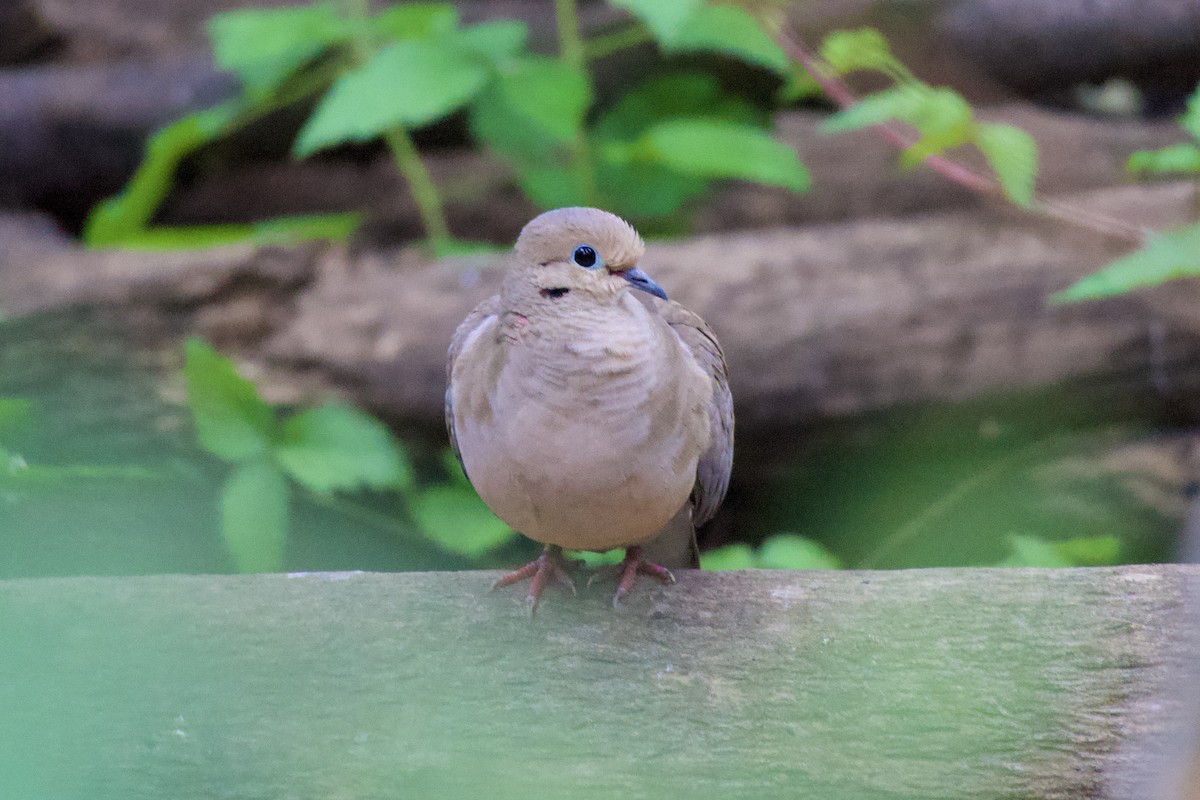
[342,0,454,255]
[382,128,455,256]
[768,16,1148,246]
[553,0,599,204]
[584,23,653,61]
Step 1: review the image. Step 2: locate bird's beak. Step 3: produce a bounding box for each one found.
[620,266,668,301]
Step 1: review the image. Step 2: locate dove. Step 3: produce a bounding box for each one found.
[445,207,733,611]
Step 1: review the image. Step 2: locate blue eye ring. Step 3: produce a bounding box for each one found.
[571,244,602,269]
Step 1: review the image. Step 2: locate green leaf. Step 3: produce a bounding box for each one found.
[593,72,764,142]
[758,534,843,570]
[221,460,288,573]
[83,102,243,247]
[998,534,1120,568]
[409,484,514,557]
[1127,142,1200,176]
[515,165,590,210]
[822,86,979,167]
[899,88,974,167]
[1055,536,1121,567]
[597,158,709,218]
[275,403,411,493]
[1052,222,1200,302]
[295,39,488,156]
[640,118,810,191]
[1181,82,1200,141]
[701,543,757,570]
[96,212,362,252]
[778,67,823,104]
[1000,534,1072,567]
[667,4,790,74]
[370,3,458,39]
[819,28,896,75]
[975,122,1038,206]
[610,0,704,44]
[209,3,347,95]
[495,56,591,142]
[820,86,922,134]
[469,84,561,162]
[453,20,529,62]
[440,448,471,487]
[183,338,275,462]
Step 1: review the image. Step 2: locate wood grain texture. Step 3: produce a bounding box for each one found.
[0,566,1195,799]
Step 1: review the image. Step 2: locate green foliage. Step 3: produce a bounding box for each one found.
[638,119,810,191]
[209,2,347,96]
[609,0,705,43]
[294,38,489,155]
[88,0,811,249]
[975,123,1038,207]
[221,459,289,572]
[276,403,411,493]
[182,338,515,571]
[1052,222,1200,302]
[1126,84,1200,176]
[184,338,412,570]
[183,339,275,462]
[704,534,843,570]
[1127,142,1200,175]
[666,4,790,74]
[997,534,1120,568]
[819,28,897,76]
[84,103,242,247]
[409,484,513,558]
[818,31,1039,207]
[1057,82,1200,302]
[493,56,592,143]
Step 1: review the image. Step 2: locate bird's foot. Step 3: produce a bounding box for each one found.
[492,545,576,615]
[589,546,676,608]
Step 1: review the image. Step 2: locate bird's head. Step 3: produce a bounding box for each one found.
[509,207,667,305]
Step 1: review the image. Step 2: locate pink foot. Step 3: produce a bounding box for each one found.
[609,546,676,608]
[492,545,576,614]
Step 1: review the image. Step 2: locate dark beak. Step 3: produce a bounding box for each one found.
[621,266,668,301]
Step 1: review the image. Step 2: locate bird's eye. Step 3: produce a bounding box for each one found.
[571,245,601,269]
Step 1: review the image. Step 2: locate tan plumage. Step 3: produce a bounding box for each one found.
[445,207,733,608]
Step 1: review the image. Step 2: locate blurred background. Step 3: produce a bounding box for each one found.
[0,0,1198,580]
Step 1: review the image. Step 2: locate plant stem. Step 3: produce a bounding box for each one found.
[383,127,454,256]
[584,23,652,61]
[553,0,599,205]
[768,16,1148,246]
[342,0,454,254]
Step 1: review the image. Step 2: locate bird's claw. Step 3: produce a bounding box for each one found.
[604,546,676,608]
[493,546,575,615]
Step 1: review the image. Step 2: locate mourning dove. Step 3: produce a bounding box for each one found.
[446,207,733,610]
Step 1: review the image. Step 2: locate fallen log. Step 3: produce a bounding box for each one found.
[0,565,1195,799]
[2,180,1198,430]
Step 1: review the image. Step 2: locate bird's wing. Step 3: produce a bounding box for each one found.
[445,294,502,477]
[658,299,734,528]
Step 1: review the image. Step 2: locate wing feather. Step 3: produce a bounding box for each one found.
[657,300,734,528]
[445,294,502,477]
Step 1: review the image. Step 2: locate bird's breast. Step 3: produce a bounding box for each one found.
[452,302,711,550]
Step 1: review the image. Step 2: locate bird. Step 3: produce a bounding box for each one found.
[445,207,733,611]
